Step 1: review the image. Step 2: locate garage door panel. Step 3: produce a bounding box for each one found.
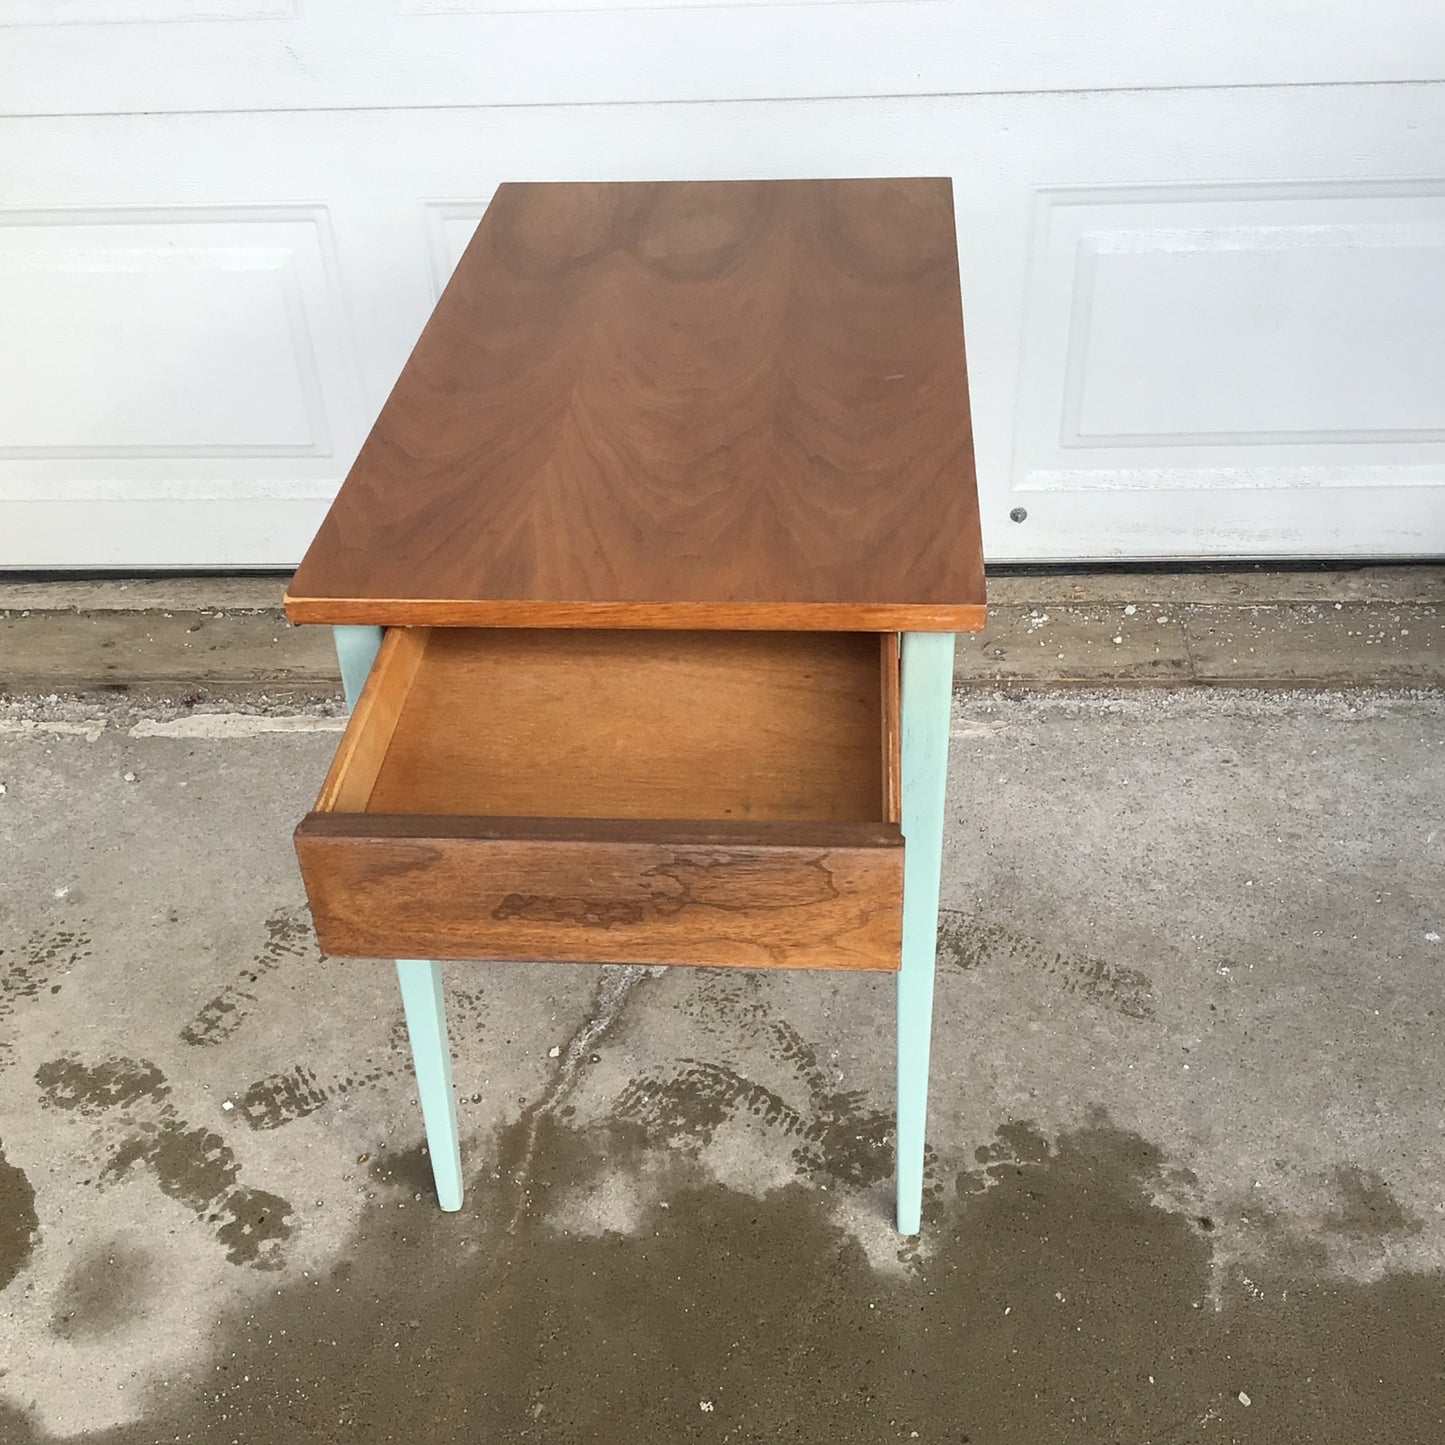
[0,206,363,556]
[422,196,498,299]
[7,497,332,570]
[1074,240,1445,443]
[2,89,1443,567]
[1011,182,1445,527]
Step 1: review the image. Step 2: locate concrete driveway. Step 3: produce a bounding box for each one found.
[1,682,1443,1444]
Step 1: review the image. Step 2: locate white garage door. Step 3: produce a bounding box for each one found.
[2,4,1443,567]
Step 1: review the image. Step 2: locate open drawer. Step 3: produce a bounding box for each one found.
[294,628,903,971]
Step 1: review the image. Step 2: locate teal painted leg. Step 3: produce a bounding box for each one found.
[332,628,463,1211]
[395,959,465,1212]
[896,631,955,1235]
[332,624,384,710]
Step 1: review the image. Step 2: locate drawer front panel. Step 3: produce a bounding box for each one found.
[295,817,903,971]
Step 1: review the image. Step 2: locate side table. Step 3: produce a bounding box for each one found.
[285,178,984,1234]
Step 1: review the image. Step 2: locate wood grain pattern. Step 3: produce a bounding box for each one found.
[294,625,905,968]
[358,628,890,823]
[881,632,901,823]
[315,626,428,812]
[285,178,984,632]
[294,817,902,971]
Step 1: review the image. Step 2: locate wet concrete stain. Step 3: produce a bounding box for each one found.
[3,1110,1442,1445]
[49,1239,158,1341]
[236,1028,407,1131]
[679,962,772,1032]
[1325,1164,1424,1240]
[960,1114,1200,1211]
[0,925,90,1071]
[365,1141,438,1197]
[34,1054,168,1113]
[179,909,312,1047]
[235,1063,334,1130]
[0,1136,39,1292]
[235,993,482,1132]
[937,908,1158,1020]
[618,1015,918,1191]
[34,1054,294,1268]
[968,1115,1055,1173]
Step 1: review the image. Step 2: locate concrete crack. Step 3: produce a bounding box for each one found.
[501,964,656,1238]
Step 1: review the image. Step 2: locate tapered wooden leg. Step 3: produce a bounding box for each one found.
[332,624,384,710]
[896,631,954,1235]
[395,958,465,1211]
[332,627,463,1211]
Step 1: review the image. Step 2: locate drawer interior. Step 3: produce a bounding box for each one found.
[318,628,901,826]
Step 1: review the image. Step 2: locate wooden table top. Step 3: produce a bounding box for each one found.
[286,178,984,632]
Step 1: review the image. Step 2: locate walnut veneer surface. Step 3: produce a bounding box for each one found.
[286,178,984,632]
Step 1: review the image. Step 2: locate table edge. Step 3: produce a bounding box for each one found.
[282,593,987,633]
